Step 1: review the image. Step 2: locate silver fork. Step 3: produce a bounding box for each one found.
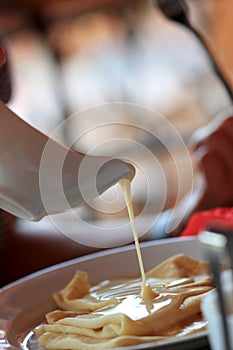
[199,228,233,350]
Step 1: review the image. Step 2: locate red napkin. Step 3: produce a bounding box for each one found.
[180,207,233,236]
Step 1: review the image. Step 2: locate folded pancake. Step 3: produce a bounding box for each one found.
[34,254,217,349]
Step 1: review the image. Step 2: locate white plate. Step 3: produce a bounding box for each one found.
[0,237,210,350]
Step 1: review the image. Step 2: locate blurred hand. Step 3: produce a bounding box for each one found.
[157,108,233,238]
[190,107,233,211]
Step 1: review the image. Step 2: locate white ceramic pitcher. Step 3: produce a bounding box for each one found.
[0,101,135,221]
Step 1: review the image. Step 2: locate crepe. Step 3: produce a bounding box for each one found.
[34,254,216,349]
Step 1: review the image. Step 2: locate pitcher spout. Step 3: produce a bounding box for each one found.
[0,101,135,221]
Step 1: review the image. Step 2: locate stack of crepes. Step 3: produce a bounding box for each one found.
[34,254,219,350]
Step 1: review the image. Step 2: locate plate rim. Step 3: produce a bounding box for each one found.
[1,236,196,292]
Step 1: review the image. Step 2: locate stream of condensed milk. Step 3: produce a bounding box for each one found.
[119,178,156,299]
[88,179,209,333]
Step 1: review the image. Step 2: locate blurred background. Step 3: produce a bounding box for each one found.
[1,0,233,285]
[0,0,233,238]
